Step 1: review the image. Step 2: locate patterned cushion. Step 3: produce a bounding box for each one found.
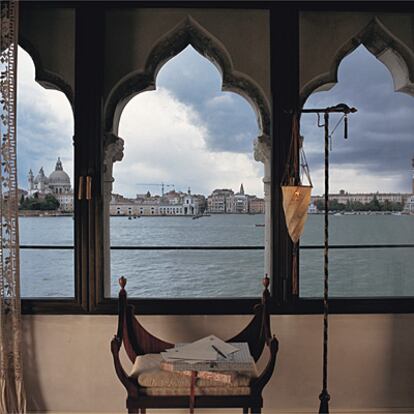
[129,353,257,391]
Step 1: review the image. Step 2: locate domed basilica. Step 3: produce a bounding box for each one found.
[28,158,73,212]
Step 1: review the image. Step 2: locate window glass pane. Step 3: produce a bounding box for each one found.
[110,214,264,297]
[108,46,265,298]
[300,216,414,297]
[300,46,414,298]
[17,46,74,298]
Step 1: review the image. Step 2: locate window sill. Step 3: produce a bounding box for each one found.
[21,297,414,315]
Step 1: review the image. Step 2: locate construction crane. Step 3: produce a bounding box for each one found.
[136,182,175,196]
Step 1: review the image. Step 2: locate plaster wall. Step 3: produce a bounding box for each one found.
[23,314,414,413]
[19,8,414,115]
[19,7,269,105]
[19,7,75,99]
[103,9,270,103]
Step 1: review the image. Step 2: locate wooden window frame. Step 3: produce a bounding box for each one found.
[21,1,414,315]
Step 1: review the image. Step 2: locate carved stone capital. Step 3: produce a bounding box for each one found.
[103,133,124,175]
[262,175,271,185]
[103,133,125,200]
[254,134,271,164]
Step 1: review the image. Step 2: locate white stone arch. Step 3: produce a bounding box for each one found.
[102,16,273,290]
[300,17,414,107]
[104,16,270,140]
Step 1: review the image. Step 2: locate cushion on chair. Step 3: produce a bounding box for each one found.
[129,353,257,396]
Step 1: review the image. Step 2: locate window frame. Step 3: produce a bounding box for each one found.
[21,0,414,315]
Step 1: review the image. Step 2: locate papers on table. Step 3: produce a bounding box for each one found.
[161,342,255,372]
[161,335,239,363]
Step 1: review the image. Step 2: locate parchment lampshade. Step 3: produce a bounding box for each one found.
[281,185,312,243]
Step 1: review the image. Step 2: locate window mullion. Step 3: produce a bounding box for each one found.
[270,5,300,306]
[74,4,105,313]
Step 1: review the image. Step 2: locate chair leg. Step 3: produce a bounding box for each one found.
[243,408,248,414]
[250,407,261,414]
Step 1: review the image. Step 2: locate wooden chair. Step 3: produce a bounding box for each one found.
[111,276,278,414]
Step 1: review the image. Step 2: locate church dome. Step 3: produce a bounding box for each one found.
[33,167,49,185]
[48,158,71,185]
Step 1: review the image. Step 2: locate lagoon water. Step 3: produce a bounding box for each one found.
[19,214,414,298]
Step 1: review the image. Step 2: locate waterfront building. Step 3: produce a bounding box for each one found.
[110,188,200,216]
[193,194,207,214]
[159,204,183,215]
[248,196,265,214]
[110,194,139,216]
[231,183,249,213]
[207,185,264,214]
[27,158,73,212]
[162,189,199,215]
[308,201,318,214]
[163,190,181,205]
[311,156,414,211]
[403,195,414,214]
[311,190,410,208]
[207,188,234,213]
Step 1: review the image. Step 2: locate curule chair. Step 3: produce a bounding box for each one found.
[111,276,278,414]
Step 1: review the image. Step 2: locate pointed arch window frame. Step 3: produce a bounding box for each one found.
[96,14,274,314]
[18,1,414,315]
[293,7,414,314]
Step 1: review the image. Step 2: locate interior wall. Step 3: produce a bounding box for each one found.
[20,8,414,123]
[300,11,414,98]
[23,314,414,413]
[19,7,75,96]
[103,8,270,104]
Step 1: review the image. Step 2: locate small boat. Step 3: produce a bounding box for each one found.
[255,224,265,227]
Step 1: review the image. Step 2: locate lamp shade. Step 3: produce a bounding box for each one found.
[281,185,312,243]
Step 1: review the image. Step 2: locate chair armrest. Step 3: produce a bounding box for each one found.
[250,335,279,396]
[110,335,139,398]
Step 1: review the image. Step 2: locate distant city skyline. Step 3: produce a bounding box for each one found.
[17,45,414,198]
[23,158,413,200]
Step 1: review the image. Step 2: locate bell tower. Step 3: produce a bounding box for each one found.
[28,169,34,192]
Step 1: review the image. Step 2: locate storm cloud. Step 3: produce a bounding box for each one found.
[302,46,414,194]
[156,46,260,154]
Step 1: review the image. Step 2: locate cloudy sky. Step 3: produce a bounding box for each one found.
[116,46,261,197]
[17,47,73,190]
[17,44,414,198]
[302,45,414,195]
